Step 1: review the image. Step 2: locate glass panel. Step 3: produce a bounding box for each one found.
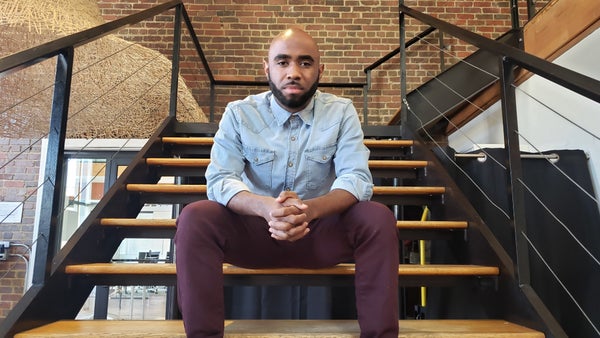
[61,158,107,247]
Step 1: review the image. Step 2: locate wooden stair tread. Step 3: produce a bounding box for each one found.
[64,262,499,276]
[162,137,414,149]
[100,218,467,230]
[14,319,544,337]
[126,184,446,195]
[146,158,428,169]
[146,158,211,166]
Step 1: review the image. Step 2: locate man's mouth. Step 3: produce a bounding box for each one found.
[283,83,303,94]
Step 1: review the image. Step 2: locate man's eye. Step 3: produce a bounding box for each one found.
[276,61,288,66]
[300,62,312,67]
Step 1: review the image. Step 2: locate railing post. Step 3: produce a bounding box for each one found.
[510,0,520,30]
[438,31,446,72]
[399,1,408,136]
[169,4,183,117]
[527,0,536,20]
[363,71,371,126]
[210,82,216,122]
[498,56,531,286]
[32,48,74,284]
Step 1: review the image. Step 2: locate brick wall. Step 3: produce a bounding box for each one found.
[95,0,548,125]
[0,139,41,321]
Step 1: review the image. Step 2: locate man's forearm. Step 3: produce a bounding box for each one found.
[303,189,358,222]
[226,190,274,220]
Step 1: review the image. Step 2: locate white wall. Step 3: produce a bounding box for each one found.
[449,28,600,200]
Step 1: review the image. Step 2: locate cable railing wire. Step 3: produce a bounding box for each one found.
[411,33,600,207]
[403,97,512,219]
[0,40,139,127]
[516,131,598,204]
[514,85,600,142]
[521,228,600,336]
[518,177,600,267]
[0,39,150,172]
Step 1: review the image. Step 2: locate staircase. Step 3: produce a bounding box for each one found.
[1,117,546,337]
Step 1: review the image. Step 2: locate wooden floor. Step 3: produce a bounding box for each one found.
[15,319,545,337]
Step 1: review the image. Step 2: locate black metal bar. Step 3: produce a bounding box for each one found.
[169,4,183,117]
[210,82,216,122]
[31,48,74,284]
[0,0,183,76]
[181,6,215,84]
[362,83,369,126]
[213,79,365,88]
[510,0,520,30]
[498,56,531,285]
[363,26,436,73]
[527,0,537,20]
[399,3,408,133]
[399,4,600,103]
[439,31,446,72]
[93,286,109,319]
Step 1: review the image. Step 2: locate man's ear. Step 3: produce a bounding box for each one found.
[263,59,269,77]
[318,64,325,80]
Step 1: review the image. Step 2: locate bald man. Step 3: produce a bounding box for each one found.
[175,28,399,337]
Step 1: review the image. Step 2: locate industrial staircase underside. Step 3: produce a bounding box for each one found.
[2,118,545,337]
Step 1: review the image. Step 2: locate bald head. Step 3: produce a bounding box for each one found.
[268,28,321,65]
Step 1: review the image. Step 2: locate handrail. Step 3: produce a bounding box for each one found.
[363,26,436,73]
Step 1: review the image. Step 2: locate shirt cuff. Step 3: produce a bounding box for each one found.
[331,176,374,201]
[208,179,250,206]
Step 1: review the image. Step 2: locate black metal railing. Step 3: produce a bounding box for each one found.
[398,3,600,337]
[0,0,187,285]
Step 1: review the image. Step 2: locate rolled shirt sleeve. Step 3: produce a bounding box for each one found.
[329,99,373,201]
[206,103,250,205]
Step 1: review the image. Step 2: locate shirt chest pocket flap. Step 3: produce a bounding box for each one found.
[243,148,275,186]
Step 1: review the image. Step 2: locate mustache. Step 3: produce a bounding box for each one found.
[283,81,301,87]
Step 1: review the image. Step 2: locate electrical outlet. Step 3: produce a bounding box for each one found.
[0,241,9,261]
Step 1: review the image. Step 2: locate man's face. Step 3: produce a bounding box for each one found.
[264,31,324,112]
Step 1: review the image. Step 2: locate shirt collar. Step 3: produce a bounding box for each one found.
[269,92,317,127]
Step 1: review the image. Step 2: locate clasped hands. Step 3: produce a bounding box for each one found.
[267,191,311,242]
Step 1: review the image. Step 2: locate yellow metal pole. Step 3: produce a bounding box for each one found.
[419,206,429,308]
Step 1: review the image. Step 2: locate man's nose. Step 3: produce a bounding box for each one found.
[286,64,301,79]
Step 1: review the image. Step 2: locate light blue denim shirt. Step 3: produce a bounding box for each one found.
[206,90,373,205]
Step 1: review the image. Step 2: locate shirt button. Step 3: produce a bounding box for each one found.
[291,136,296,141]
[322,155,328,160]
[288,162,294,167]
[285,187,291,191]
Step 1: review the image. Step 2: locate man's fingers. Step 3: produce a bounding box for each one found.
[269,222,310,242]
[270,205,306,218]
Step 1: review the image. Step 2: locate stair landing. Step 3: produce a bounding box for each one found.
[14,319,544,337]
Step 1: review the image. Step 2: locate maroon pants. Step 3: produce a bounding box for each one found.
[175,200,399,338]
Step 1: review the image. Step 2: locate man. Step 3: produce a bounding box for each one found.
[175,28,399,338]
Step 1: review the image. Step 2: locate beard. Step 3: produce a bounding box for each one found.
[268,76,319,110]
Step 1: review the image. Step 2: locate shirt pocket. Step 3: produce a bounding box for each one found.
[243,147,275,191]
[304,146,336,190]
